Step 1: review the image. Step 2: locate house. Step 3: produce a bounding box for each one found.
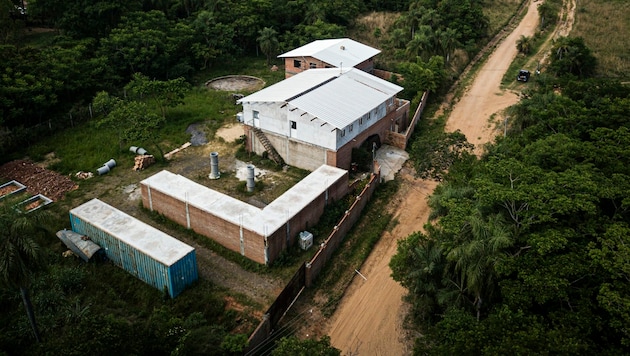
[278,38,380,78]
[237,67,410,171]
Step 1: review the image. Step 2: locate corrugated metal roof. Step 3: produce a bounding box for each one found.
[238,68,403,130]
[69,199,194,266]
[237,69,341,103]
[141,165,347,236]
[289,69,402,129]
[278,38,381,68]
[56,229,102,262]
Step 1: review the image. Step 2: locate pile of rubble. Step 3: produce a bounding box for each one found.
[133,155,155,171]
[0,160,78,202]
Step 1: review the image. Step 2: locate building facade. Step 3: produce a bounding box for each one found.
[278,38,380,78]
[238,68,410,171]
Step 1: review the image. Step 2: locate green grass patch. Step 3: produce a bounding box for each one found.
[501,32,548,87]
[571,0,630,78]
[484,0,526,37]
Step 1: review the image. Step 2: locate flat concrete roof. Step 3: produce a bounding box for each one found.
[70,199,195,266]
[141,165,347,236]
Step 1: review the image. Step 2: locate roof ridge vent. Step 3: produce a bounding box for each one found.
[286,76,338,102]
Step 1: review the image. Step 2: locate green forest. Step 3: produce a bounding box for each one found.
[392,77,630,354]
[1,0,629,354]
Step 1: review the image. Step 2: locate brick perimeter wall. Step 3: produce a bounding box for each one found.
[141,171,349,265]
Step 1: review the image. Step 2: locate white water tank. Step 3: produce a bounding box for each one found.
[299,231,313,251]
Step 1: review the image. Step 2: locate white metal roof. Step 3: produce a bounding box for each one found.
[237,68,403,129]
[278,38,381,68]
[289,69,402,129]
[70,199,195,266]
[140,165,347,236]
[237,69,341,103]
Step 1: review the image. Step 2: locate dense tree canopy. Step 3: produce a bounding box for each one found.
[391,78,630,354]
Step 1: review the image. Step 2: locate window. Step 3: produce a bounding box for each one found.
[309,62,317,69]
[290,120,297,129]
[340,129,346,137]
[325,65,332,68]
[388,97,394,106]
[349,123,353,132]
[253,110,259,119]
[293,60,301,68]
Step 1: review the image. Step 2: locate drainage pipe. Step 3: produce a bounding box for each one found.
[96,165,110,175]
[104,159,116,169]
[246,165,255,192]
[209,152,220,179]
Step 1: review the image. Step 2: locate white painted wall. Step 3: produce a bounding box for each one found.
[242,97,394,150]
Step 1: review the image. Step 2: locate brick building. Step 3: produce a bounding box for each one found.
[140,166,348,265]
[278,38,380,78]
[237,67,410,171]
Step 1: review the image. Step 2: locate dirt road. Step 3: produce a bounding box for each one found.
[445,0,539,154]
[326,1,541,354]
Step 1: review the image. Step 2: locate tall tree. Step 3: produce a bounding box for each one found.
[257,27,279,66]
[436,27,460,63]
[550,36,597,77]
[124,73,190,118]
[0,199,52,343]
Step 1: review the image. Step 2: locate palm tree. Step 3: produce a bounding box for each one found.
[436,27,460,64]
[390,232,446,320]
[516,35,532,55]
[257,27,279,66]
[0,198,52,342]
[406,31,431,60]
[446,211,512,321]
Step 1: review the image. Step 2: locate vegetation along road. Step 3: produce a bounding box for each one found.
[326,0,557,354]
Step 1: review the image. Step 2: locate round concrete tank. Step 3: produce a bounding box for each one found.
[105,159,116,169]
[136,147,148,155]
[129,146,139,154]
[246,165,255,192]
[209,152,220,179]
[97,165,110,175]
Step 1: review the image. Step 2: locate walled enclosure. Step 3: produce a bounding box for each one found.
[140,165,349,265]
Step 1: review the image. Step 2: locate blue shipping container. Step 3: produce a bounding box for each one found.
[69,198,198,298]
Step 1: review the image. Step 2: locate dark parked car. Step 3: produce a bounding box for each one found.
[517,69,530,82]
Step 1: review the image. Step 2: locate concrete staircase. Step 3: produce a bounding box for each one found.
[252,127,285,166]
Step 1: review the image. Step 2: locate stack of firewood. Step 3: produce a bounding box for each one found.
[133,155,155,171]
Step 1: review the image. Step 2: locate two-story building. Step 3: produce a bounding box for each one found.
[237,67,410,171]
[278,38,380,78]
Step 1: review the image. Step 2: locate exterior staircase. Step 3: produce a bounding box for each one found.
[252,127,285,166]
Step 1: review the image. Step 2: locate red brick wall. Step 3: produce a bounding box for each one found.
[306,169,380,287]
[141,171,349,265]
[328,104,405,170]
[283,57,376,78]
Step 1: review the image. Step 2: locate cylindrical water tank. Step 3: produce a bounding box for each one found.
[246,165,255,192]
[97,165,110,175]
[104,159,116,169]
[129,146,139,154]
[209,152,220,179]
[136,147,148,155]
